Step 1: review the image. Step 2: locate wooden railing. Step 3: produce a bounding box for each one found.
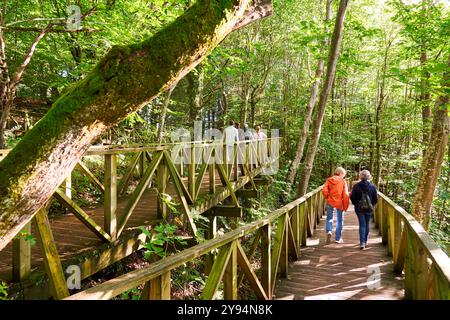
[65,187,326,300]
[0,137,282,299]
[375,192,450,300]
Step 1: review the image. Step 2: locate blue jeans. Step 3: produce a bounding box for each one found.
[356,212,372,245]
[326,204,344,241]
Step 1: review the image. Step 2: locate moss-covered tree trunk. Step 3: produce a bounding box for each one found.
[412,55,450,230]
[0,0,273,251]
[297,0,350,196]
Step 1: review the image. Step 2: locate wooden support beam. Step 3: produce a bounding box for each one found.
[118,151,163,237]
[54,189,112,243]
[209,162,216,194]
[271,215,286,293]
[118,152,140,195]
[237,230,261,287]
[216,163,239,206]
[236,241,268,300]
[104,154,118,240]
[200,243,232,300]
[34,208,69,300]
[164,151,197,235]
[236,189,260,199]
[206,205,243,218]
[75,161,105,193]
[254,177,271,186]
[12,222,31,281]
[287,217,298,261]
[164,151,194,204]
[224,241,238,300]
[394,225,407,275]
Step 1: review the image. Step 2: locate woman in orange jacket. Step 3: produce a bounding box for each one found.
[322,167,350,244]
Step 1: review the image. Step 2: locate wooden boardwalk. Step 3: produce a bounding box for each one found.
[0,172,220,282]
[275,205,405,300]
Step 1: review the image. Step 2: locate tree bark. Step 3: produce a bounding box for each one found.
[157,85,176,144]
[0,0,273,251]
[286,0,333,186]
[411,55,450,230]
[297,0,350,196]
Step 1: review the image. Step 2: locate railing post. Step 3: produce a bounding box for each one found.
[12,222,31,281]
[188,143,195,200]
[299,202,307,247]
[279,215,289,278]
[34,208,69,299]
[104,154,118,241]
[387,206,394,257]
[156,156,168,219]
[139,151,145,178]
[261,224,272,299]
[204,216,217,275]
[141,271,171,300]
[223,241,238,300]
[381,199,389,245]
[291,206,300,256]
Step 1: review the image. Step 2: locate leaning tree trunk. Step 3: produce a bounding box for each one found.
[297,0,350,196]
[0,0,273,251]
[411,55,450,230]
[286,0,333,186]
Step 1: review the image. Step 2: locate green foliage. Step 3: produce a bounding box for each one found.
[139,223,187,260]
[0,282,8,300]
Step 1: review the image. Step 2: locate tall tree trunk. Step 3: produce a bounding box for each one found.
[157,85,176,144]
[373,39,391,187]
[286,0,333,186]
[297,0,350,196]
[411,56,450,230]
[187,64,205,122]
[0,0,273,251]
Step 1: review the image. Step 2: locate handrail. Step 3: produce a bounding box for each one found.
[0,137,280,157]
[375,192,450,300]
[66,186,325,300]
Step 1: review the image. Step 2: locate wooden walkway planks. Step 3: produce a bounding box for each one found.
[275,205,405,300]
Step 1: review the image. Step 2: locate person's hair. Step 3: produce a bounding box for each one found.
[235,122,240,128]
[228,120,235,126]
[334,167,346,176]
[359,169,372,181]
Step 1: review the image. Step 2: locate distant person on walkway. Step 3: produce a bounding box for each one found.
[350,170,378,250]
[224,120,239,164]
[322,167,350,244]
[255,125,268,164]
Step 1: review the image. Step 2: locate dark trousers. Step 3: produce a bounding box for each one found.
[355,211,372,245]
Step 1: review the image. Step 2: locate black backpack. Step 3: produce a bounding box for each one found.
[358,188,374,212]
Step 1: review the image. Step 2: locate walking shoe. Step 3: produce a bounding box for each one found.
[335,238,344,244]
[326,232,332,244]
[360,243,365,250]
